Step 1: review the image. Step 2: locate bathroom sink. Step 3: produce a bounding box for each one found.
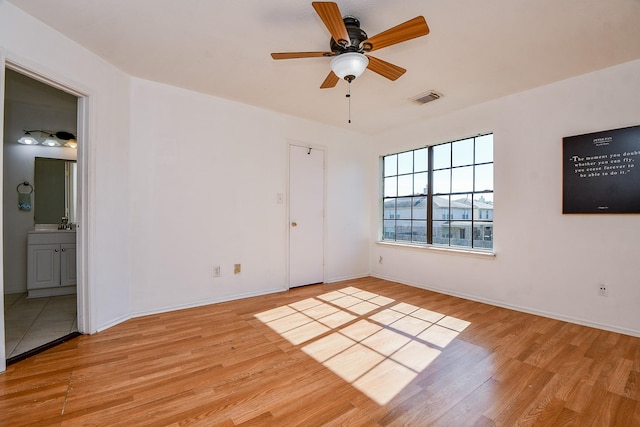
[32,225,76,232]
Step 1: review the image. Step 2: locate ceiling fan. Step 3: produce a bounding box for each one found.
[271,1,430,88]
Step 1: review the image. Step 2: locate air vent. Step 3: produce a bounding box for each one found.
[412,91,442,105]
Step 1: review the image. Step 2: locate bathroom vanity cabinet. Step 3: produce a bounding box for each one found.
[27,231,77,298]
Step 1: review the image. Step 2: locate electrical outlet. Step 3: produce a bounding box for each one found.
[213,266,220,277]
[234,264,241,274]
[598,284,608,297]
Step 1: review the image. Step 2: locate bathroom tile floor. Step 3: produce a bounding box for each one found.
[4,292,77,359]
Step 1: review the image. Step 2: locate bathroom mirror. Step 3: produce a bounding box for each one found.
[34,157,77,225]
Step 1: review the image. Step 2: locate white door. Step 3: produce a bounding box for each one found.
[289,145,325,288]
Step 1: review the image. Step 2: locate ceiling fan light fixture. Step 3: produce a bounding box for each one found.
[330,52,369,82]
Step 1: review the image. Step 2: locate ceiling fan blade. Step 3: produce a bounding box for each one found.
[271,52,331,60]
[320,71,340,88]
[366,55,406,81]
[312,2,350,47]
[363,16,430,52]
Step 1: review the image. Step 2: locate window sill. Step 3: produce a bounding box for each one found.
[375,241,496,259]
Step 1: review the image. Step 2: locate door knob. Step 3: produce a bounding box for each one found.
[291,222,297,227]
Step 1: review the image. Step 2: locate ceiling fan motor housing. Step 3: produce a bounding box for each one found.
[330,17,370,53]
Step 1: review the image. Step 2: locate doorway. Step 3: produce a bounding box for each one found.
[2,68,80,363]
[289,144,325,288]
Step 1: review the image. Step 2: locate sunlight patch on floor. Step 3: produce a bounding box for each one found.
[255,287,470,405]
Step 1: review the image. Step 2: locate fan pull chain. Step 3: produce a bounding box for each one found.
[346,82,351,124]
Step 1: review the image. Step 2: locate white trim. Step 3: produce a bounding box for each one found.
[129,287,286,320]
[5,63,86,98]
[375,240,495,259]
[0,54,6,373]
[325,273,370,284]
[371,273,640,338]
[95,314,131,333]
[75,95,92,334]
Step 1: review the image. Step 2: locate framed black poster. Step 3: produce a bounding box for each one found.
[563,125,640,214]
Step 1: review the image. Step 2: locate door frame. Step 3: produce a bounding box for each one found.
[287,142,327,289]
[0,55,91,370]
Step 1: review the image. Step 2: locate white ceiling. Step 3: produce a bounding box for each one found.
[9,0,640,134]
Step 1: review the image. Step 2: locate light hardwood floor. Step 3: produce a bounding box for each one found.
[1,277,639,426]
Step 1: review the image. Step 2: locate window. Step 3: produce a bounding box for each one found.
[382,134,493,251]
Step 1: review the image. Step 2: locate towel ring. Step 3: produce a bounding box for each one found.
[17,181,34,194]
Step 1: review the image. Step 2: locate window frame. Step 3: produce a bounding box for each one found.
[381,134,494,252]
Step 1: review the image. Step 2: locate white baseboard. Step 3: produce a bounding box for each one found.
[371,273,640,338]
[95,313,131,333]
[325,273,370,284]
[129,287,287,320]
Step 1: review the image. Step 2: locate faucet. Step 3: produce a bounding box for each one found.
[59,216,69,230]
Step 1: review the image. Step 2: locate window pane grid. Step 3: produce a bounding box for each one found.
[382,134,493,251]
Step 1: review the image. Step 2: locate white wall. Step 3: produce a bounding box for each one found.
[371,59,640,336]
[129,79,370,315]
[0,0,132,347]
